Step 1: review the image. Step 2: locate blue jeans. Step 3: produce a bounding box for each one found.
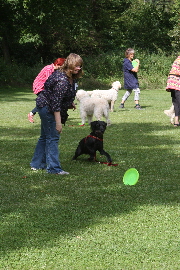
[30,106,63,173]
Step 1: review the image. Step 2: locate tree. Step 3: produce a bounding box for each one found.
[119,1,173,52]
[0,0,15,64]
[0,0,177,65]
[168,0,180,51]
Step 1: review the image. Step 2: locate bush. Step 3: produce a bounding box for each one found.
[0,60,44,86]
[0,51,178,90]
[82,51,177,89]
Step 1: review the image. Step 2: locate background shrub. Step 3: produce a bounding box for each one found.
[0,51,177,90]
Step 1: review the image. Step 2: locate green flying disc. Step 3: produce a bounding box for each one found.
[132,60,138,68]
[78,123,89,126]
[123,168,139,185]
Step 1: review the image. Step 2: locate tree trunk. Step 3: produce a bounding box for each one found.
[1,35,11,64]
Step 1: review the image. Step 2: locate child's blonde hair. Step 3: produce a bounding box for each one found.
[125,48,135,58]
[61,53,84,79]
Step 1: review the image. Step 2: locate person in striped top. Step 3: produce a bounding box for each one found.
[28,58,66,123]
[166,55,180,126]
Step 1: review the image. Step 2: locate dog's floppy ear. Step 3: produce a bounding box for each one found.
[102,121,107,128]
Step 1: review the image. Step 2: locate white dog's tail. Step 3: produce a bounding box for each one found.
[103,104,111,126]
[164,104,174,116]
[87,91,93,96]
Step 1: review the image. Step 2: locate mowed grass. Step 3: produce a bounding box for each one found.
[0,86,179,270]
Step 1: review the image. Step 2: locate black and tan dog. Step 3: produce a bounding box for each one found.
[72,120,112,163]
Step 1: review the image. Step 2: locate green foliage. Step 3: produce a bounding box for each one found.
[82,51,177,89]
[0,58,43,85]
[120,2,172,52]
[0,0,178,64]
[0,86,179,269]
[168,0,180,52]
[83,52,123,81]
[135,51,175,89]
[0,51,177,89]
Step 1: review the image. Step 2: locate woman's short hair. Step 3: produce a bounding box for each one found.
[125,48,135,58]
[53,58,66,66]
[61,53,84,79]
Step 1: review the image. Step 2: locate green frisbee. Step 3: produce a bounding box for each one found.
[132,60,138,68]
[123,168,139,185]
[78,123,89,126]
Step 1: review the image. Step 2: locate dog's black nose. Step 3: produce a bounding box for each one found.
[100,127,105,133]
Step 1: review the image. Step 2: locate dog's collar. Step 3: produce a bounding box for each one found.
[85,135,103,141]
[112,87,118,91]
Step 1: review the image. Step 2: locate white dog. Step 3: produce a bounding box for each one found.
[76,90,111,126]
[88,81,121,112]
[164,104,175,124]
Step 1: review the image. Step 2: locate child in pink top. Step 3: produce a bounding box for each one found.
[28,58,66,123]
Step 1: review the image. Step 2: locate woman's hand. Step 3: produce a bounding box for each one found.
[132,59,140,72]
[54,111,62,133]
[134,58,140,64]
[68,102,76,110]
[71,103,76,110]
[56,123,63,133]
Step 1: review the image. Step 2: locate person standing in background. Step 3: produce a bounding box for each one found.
[119,48,141,109]
[166,55,180,126]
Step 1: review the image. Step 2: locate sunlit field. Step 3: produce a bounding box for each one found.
[0,86,179,270]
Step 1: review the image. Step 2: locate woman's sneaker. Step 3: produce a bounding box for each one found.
[31,167,38,171]
[56,171,69,175]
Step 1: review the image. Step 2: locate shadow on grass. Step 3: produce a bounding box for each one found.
[0,121,179,253]
[0,86,34,102]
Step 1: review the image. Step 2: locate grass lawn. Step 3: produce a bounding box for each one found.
[0,86,179,270]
